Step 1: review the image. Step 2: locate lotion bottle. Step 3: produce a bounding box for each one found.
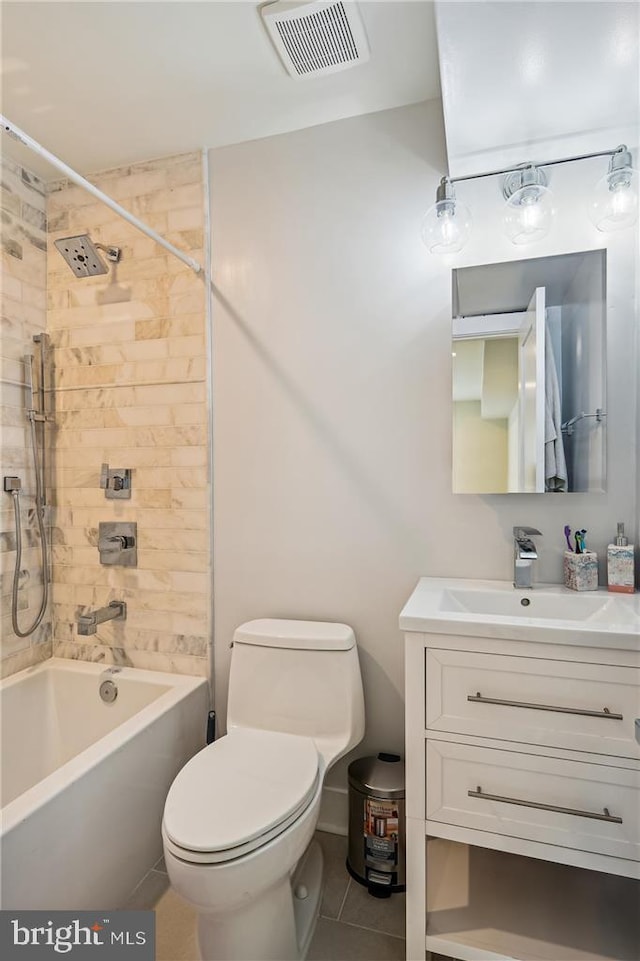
[607,522,635,594]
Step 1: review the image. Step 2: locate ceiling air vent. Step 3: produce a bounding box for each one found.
[261,1,370,79]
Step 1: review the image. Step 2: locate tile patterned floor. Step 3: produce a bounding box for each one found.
[127,831,407,960]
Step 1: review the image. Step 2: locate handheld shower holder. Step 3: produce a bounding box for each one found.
[3,476,22,493]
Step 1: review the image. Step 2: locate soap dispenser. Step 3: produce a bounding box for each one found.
[607,523,635,594]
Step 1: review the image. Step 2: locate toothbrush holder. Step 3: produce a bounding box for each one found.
[563,551,598,592]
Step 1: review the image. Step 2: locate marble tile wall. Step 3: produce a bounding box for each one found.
[46,151,210,676]
[0,157,52,678]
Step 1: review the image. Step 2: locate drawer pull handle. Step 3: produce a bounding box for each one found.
[468,693,623,721]
[468,786,623,823]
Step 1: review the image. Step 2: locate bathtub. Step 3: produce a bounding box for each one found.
[0,657,208,909]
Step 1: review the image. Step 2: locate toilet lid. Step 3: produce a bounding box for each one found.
[163,728,319,857]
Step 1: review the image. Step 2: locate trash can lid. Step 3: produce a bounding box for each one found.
[348,753,405,799]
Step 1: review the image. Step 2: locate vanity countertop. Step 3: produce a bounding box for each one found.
[400,577,640,650]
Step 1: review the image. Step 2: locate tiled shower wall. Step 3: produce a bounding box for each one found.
[47,151,210,676]
[0,158,51,678]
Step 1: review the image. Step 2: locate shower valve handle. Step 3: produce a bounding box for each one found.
[100,463,132,499]
[98,534,135,553]
[98,522,137,568]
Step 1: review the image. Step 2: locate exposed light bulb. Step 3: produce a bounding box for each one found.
[439,208,459,246]
[503,184,555,245]
[589,149,638,231]
[611,183,634,217]
[421,178,472,255]
[502,166,554,246]
[521,199,541,230]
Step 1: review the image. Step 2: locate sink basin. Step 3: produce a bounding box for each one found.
[440,586,611,620]
[399,578,640,649]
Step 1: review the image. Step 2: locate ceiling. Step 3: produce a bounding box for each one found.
[0,0,440,178]
[436,0,640,177]
[2,2,638,185]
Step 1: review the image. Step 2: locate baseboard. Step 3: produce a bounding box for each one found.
[317,785,348,836]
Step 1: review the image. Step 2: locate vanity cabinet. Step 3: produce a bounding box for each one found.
[404,628,640,961]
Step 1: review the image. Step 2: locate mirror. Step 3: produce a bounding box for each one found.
[452,250,606,494]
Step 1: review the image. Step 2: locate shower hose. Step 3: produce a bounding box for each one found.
[10,413,49,637]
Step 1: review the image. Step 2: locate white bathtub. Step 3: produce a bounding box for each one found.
[0,657,208,909]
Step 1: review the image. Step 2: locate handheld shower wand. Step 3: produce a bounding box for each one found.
[4,336,51,637]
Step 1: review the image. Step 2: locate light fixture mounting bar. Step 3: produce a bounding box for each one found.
[449,145,630,186]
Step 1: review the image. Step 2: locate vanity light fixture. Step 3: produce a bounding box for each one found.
[423,144,637,255]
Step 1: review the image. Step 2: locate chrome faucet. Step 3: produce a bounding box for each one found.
[77,600,127,635]
[513,527,542,589]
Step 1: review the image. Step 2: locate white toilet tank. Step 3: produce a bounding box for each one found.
[227,619,365,768]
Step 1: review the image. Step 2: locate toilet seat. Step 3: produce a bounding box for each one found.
[163,728,319,865]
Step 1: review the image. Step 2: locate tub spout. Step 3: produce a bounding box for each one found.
[77,600,126,635]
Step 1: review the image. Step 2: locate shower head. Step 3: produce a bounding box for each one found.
[54,235,121,278]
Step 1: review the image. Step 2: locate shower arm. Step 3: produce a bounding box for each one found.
[1,114,203,275]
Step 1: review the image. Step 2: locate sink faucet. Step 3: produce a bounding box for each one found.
[77,600,127,635]
[513,527,542,589]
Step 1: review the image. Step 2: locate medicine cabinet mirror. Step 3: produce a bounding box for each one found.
[452,250,606,494]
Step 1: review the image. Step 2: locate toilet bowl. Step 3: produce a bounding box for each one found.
[162,618,365,961]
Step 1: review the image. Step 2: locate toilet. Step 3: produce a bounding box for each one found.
[162,618,365,961]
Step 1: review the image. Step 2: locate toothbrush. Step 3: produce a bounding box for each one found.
[574,530,587,554]
[564,525,573,551]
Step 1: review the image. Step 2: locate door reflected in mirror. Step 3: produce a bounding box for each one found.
[452,250,606,494]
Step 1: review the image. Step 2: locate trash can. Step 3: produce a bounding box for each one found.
[346,753,405,897]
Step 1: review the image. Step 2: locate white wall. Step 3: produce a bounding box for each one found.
[209,100,638,790]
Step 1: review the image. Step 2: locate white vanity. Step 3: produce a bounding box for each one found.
[401,578,640,961]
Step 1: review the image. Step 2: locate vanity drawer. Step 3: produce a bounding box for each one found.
[426,740,640,862]
[425,649,640,759]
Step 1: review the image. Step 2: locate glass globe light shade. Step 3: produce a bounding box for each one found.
[503,184,555,245]
[588,165,638,232]
[421,199,472,255]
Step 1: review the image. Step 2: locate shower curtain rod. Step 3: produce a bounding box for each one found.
[1,115,203,274]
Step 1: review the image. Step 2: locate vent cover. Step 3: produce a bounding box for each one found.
[261,1,370,79]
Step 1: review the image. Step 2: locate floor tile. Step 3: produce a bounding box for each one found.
[315,830,350,920]
[308,918,405,961]
[154,886,198,961]
[340,880,405,939]
[126,870,169,911]
[150,831,408,961]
